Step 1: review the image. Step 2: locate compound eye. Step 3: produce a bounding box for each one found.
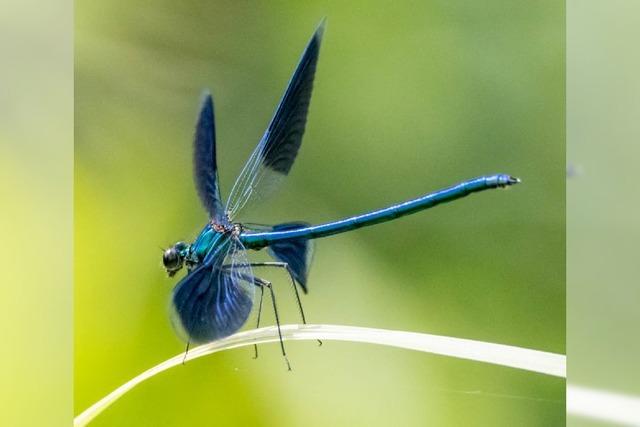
[162,247,182,270]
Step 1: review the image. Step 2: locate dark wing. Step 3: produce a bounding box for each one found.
[171,237,254,343]
[267,222,314,293]
[225,20,325,220]
[193,92,225,222]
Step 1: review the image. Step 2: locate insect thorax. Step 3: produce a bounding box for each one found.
[188,222,242,267]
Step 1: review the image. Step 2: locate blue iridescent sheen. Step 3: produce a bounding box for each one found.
[171,234,254,343]
[165,20,520,345]
[193,93,225,222]
[267,222,313,293]
[240,175,519,249]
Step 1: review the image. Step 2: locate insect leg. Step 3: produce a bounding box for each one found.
[251,276,291,371]
[243,262,322,347]
[253,285,264,359]
[182,340,190,365]
[222,271,292,371]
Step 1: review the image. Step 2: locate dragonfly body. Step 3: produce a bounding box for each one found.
[240,174,517,249]
[181,224,230,268]
[163,20,520,364]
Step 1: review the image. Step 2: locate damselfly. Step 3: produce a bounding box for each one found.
[164,20,520,369]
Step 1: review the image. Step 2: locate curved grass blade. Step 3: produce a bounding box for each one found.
[74,324,565,426]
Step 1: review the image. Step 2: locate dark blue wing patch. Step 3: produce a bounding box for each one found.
[261,21,325,175]
[171,239,254,343]
[193,92,225,221]
[267,222,314,293]
[225,21,326,220]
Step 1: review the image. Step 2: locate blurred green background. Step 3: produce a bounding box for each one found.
[567,2,640,425]
[1,1,72,426]
[76,1,564,426]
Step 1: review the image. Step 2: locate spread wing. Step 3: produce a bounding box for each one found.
[171,237,254,343]
[193,92,225,222]
[225,20,325,220]
[267,222,314,293]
